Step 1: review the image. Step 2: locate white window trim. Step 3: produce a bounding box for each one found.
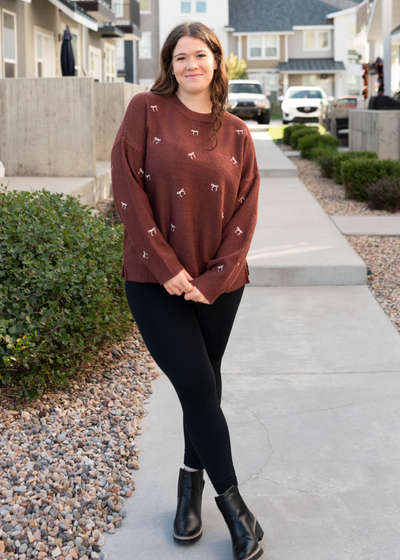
[180,1,192,14]
[34,26,55,78]
[139,0,151,14]
[2,9,17,78]
[303,30,331,51]
[88,45,101,80]
[247,34,280,60]
[139,31,152,59]
[104,41,116,82]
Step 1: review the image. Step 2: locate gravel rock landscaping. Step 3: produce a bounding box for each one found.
[0,322,160,560]
[289,155,400,336]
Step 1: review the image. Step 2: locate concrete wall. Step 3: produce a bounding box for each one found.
[0,77,96,177]
[349,109,400,159]
[95,82,146,160]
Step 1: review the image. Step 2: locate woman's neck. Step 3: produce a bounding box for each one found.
[175,87,212,114]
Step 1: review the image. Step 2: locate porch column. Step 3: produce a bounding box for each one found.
[382,0,392,95]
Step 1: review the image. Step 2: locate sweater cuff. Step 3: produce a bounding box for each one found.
[190,272,224,305]
[153,255,185,285]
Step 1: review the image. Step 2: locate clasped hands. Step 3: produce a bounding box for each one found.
[163,269,210,305]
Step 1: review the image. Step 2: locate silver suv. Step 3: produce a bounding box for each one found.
[227,80,270,124]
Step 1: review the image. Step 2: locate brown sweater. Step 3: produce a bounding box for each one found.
[110,90,260,305]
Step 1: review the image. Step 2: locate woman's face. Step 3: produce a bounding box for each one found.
[171,36,218,96]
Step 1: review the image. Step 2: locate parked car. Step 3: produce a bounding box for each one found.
[227,80,270,124]
[320,95,359,132]
[278,86,333,124]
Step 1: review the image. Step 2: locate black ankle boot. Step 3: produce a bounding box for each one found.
[173,468,205,544]
[215,484,264,560]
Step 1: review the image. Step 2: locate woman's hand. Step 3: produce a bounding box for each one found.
[163,269,195,296]
[163,269,210,304]
[184,287,210,305]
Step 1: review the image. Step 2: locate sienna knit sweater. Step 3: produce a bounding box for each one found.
[110,90,260,305]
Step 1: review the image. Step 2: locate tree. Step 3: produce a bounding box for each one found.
[227,53,248,80]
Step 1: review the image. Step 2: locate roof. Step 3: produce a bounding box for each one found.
[229,0,364,32]
[279,58,346,72]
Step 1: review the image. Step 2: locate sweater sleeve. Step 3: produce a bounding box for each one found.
[111,93,185,285]
[191,129,260,304]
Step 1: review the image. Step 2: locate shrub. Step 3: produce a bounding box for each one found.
[332,151,378,184]
[0,184,132,401]
[313,145,340,178]
[298,133,338,160]
[364,177,400,212]
[283,123,307,145]
[290,127,320,150]
[341,158,400,201]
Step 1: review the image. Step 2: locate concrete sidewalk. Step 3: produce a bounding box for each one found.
[103,132,400,560]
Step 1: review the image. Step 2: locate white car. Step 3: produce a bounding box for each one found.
[278,86,333,124]
[227,80,270,124]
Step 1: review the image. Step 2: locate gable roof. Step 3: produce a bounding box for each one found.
[229,0,364,32]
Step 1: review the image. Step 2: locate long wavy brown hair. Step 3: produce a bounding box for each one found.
[150,21,229,150]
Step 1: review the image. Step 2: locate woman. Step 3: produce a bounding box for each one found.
[111,21,263,560]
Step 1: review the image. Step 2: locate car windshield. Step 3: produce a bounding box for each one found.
[229,83,263,94]
[288,90,323,99]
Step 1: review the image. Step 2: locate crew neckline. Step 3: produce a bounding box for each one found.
[170,90,214,123]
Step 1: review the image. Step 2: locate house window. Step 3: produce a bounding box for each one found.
[139,31,152,59]
[3,10,17,78]
[249,36,262,58]
[140,0,151,13]
[265,35,277,57]
[319,31,328,48]
[348,38,359,65]
[36,33,43,77]
[105,42,116,82]
[347,74,361,95]
[304,30,330,51]
[248,35,278,59]
[303,74,317,86]
[181,1,191,13]
[196,1,206,12]
[113,0,124,18]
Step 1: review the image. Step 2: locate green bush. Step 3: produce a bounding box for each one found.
[341,158,400,201]
[365,177,400,212]
[332,151,378,184]
[298,133,338,160]
[290,127,319,150]
[283,123,307,145]
[0,184,132,401]
[312,145,340,178]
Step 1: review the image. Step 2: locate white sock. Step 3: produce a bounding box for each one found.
[183,463,203,472]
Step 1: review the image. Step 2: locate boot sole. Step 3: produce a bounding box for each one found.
[173,526,203,545]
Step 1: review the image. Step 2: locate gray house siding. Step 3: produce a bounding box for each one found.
[137,0,159,85]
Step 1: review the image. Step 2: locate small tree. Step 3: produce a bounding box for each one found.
[227,53,248,80]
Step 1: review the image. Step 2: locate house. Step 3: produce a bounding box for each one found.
[137,0,230,86]
[0,0,142,82]
[137,0,160,88]
[354,0,400,97]
[227,0,365,100]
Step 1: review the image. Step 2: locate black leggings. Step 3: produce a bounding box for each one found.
[124,280,245,495]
